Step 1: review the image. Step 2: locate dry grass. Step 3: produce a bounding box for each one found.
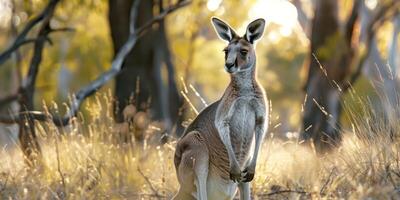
[1,92,400,200]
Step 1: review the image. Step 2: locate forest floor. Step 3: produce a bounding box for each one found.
[0,94,400,199]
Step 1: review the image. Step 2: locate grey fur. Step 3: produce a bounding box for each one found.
[173,18,268,200]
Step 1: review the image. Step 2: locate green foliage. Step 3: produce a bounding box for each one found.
[316,31,348,61]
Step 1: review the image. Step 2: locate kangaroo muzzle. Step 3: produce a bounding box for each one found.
[225,65,237,73]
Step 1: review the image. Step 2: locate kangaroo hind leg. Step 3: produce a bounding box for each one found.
[172,188,195,200]
[194,146,209,200]
[174,131,209,200]
[238,182,250,200]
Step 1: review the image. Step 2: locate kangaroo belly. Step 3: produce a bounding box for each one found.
[229,104,255,167]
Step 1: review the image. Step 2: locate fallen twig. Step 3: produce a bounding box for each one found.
[137,166,163,198]
[320,167,336,195]
[259,189,309,197]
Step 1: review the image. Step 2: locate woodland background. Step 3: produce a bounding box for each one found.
[0,0,399,199]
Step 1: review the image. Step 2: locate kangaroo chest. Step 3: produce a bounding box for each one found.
[229,100,256,166]
[207,98,257,178]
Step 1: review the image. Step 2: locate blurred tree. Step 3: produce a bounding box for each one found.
[109,0,182,133]
[301,0,347,151]
[0,0,188,165]
[7,0,62,165]
[298,0,400,152]
[361,4,400,127]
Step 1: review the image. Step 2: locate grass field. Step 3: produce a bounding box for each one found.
[0,92,399,199]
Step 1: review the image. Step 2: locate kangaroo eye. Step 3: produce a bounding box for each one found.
[240,49,248,56]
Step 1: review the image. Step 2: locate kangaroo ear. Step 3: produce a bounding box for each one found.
[211,17,237,42]
[244,18,266,44]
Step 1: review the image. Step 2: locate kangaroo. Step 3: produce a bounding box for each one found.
[173,17,268,200]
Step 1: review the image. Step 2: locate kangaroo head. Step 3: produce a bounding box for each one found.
[211,17,265,74]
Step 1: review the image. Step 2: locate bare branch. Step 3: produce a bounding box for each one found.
[49,27,75,33]
[0,111,48,125]
[0,94,18,108]
[0,39,36,62]
[0,0,61,66]
[24,24,53,90]
[18,27,74,47]
[0,0,191,126]
[58,0,190,125]
[129,0,141,35]
[259,189,308,197]
[137,166,163,198]
[135,0,191,37]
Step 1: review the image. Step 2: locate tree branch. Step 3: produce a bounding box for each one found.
[135,0,190,37]
[0,1,60,122]
[0,0,61,66]
[137,166,163,198]
[0,0,191,126]
[0,111,48,124]
[49,27,75,33]
[24,18,55,91]
[259,189,308,197]
[0,94,19,108]
[58,0,190,126]
[0,39,37,63]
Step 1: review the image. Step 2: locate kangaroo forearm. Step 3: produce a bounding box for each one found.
[251,125,266,165]
[250,98,267,166]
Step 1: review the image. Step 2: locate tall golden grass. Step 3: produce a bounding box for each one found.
[0,89,399,199]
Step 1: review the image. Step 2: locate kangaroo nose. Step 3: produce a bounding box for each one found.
[226,62,234,69]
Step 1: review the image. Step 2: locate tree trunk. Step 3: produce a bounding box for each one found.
[18,87,41,165]
[302,75,343,151]
[385,16,400,122]
[18,20,54,164]
[300,0,399,151]
[301,0,354,152]
[16,0,60,164]
[363,13,400,134]
[109,0,182,133]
